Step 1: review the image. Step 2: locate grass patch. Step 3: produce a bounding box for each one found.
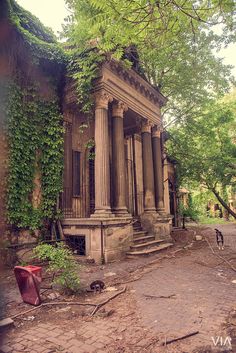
[198,216,233,225]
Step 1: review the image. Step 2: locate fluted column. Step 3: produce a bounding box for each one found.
[112,101,129,216]
[92,90,113,217]
[152,126,165,213]
[141,121,156,213]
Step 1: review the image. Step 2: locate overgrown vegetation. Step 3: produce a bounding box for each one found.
[7,0,66,63]
[62,0,236,217]
[2,0,65,232]
[63,0,235,120]
[33,243,80,294]
[167,93,236,219]
[6,82,64,230]
[4,0,236,230]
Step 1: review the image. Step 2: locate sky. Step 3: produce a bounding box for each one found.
[17,0,236,78]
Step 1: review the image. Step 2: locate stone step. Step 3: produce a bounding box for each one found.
[133,221,142,229]
[133,235,155,243]
[133,230,148,238]
[133,226,142,231]
[130,239,165,250]
[126,242,173,256]
[133,221,141,226]
[133,227,142,232]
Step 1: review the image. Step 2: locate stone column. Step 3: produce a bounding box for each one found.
[152,126,165,213]
[92,90,113,217]
[141,121,156,213]
[163,153,170,214]
[112,101,129,216]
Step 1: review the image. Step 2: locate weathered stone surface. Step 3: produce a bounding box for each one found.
[140,212,172,241]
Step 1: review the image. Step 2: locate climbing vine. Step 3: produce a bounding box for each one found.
[6,82,64,230]
[68,49,105,112]
[7,0,67,64]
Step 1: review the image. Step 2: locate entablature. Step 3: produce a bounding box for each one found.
[64,60,167,127]
[94,61,167,126]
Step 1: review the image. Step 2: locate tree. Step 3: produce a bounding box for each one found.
[167,94,236,218]
[63,0,235,119]
[63,0,236,217]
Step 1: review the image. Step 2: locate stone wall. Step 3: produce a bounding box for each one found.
[0,20,62,249]
[62,218,133,263]
[140,212,172,241]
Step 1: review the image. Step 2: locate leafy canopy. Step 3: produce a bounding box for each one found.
[63,0,236,120]
[167,91,236,216]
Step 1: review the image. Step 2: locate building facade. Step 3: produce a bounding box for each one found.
[61,61,173,262]
[1,0,175,264]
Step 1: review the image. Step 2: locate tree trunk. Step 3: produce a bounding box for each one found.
[211,188,236,220]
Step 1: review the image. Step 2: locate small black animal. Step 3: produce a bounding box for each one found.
[215,228,224,250]
[90,280,105,293]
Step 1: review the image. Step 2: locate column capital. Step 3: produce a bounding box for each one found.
[112,101,128,118]
[63,120,72,132]
[152,125,162,138]
[94,90,113,109]
[141,120,153,133]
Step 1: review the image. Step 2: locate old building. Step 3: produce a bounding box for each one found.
[61,61,173,262]
[1,0,174,263]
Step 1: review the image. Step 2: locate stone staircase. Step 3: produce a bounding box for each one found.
[126,219,173,257]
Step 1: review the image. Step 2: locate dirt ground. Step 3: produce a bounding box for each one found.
[0,223,236,353]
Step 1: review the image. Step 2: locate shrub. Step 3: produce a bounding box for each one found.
[33,243,80,294]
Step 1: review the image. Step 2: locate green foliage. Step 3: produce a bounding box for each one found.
[7,0,67,64]
[191,189,216,218]
[2,1,65,231]
[167,97,236,191]
[167,93,236,217]
[178,194,199,221]
[33,243,80,294]
[85,139,95,160]
[198,216,230,225]
[6,82,64,230]
[39,101,64,221]
[68,50,105,112]
[63,0,235,122]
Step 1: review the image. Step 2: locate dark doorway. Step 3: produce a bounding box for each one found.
[89,147,95,215]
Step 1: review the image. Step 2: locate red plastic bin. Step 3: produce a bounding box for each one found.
[24,265,42,283]
[14,265,42,306]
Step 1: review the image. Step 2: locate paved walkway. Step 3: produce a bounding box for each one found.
[1,224,236,353]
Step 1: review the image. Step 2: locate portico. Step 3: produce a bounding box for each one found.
[61,60,172,262]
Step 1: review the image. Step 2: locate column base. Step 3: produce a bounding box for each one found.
[113,207,131,217]
[157,208,166,215]
[91,208,115,218]
[144,208,157,214]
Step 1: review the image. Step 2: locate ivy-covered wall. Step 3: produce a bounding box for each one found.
[0,1,65,242]
[6,83,64,232]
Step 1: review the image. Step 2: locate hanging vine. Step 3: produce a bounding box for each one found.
[6,82,64,231]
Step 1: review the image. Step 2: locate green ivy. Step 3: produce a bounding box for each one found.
[68,50,105,112]
[6,82,64,230]
[7,0,67,64]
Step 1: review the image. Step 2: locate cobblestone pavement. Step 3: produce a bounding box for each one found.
[0,224,236,353]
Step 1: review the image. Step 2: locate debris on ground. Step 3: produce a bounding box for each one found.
[104,272,117,277]
[0,318,14,330]
[1,224,236,353]
[196,235,203,241]
[161,330,199,346]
